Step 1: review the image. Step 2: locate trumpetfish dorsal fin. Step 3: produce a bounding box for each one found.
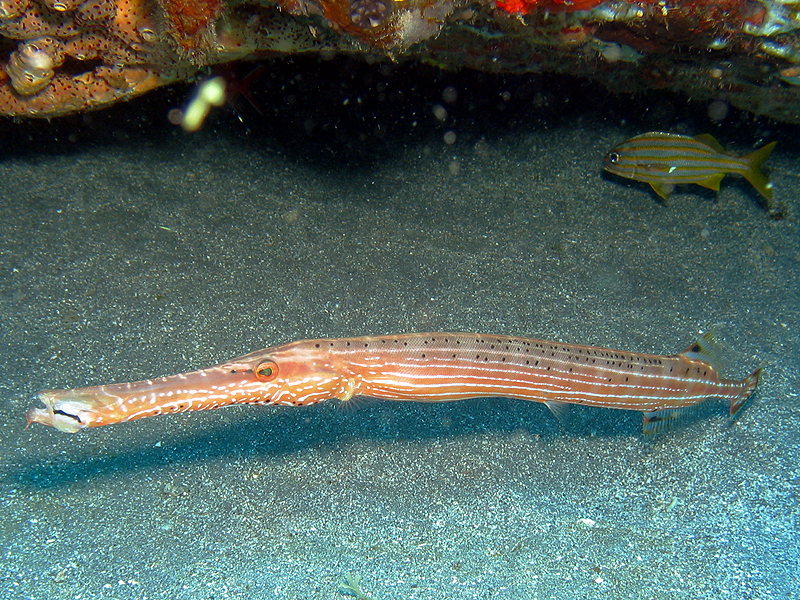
[641,333,761,436]
[678,332,726,370]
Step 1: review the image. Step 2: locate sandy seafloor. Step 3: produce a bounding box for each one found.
[0,60,798,600]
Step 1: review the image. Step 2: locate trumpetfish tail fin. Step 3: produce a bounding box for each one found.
[641,367,762,436]
[730,368,761,418]
[680,333,760,417]
[641,334,761,436]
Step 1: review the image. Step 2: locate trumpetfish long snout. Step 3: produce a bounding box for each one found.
[26,332,761,435]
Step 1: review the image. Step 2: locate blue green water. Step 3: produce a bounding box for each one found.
[0,61,797,599]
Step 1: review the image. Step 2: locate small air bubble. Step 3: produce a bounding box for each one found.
[432,104,447,121]
[442,86,458,103]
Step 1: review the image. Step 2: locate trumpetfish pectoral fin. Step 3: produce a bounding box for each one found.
[337,377,359,403]
[544,400,571,425]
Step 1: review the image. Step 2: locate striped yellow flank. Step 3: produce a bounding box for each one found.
[603,132,775,203]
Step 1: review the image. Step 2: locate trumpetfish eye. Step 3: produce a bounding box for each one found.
[256,362,278,380]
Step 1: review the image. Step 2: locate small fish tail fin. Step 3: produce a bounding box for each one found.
[730,368,762,417]
[741,141,777,200]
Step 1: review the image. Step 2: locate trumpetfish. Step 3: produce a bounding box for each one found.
[26,333,760,436]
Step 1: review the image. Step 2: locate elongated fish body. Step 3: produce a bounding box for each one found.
[27,333,760,435]
[603,132,776,204]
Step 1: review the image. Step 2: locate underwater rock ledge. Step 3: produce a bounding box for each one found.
[2,0,800,122]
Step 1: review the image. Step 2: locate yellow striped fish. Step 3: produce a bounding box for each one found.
[603,132,776,203]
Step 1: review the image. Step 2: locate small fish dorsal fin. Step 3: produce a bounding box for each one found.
[694,134,726,153]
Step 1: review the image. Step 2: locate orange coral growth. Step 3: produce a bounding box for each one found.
[158,0,224,59]
[496,0,606,14]
[314,0,401,49]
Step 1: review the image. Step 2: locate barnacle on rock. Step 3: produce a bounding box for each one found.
[6,37,63,95]
[348,0,391,30]
[40,0,82,11]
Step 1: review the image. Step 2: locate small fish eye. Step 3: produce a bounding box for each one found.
[256,361,278,380]
[608,152,620,163]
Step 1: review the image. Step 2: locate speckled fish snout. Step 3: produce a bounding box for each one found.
[26,351,290,433]
[27,388,109,433]
[26,344,361,433]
